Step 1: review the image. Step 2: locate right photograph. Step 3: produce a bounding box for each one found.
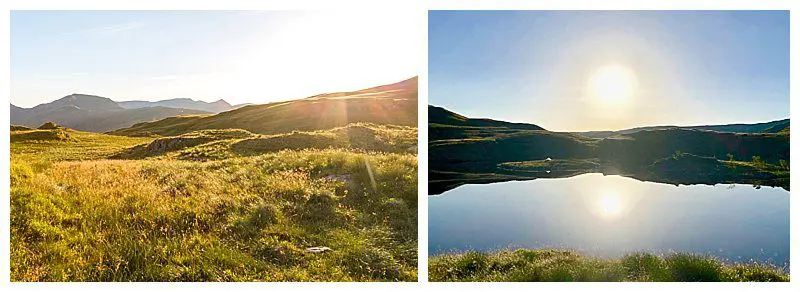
[427,10,789,282]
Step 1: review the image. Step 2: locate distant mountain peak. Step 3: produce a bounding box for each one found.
[47,93,122,111]
[211,99,231,106]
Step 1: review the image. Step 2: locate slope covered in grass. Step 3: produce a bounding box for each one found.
[429,249,788,282]
[11,127,153,165]
[113,123,417,161]
[11,124,418,281]
[109,77,418,137]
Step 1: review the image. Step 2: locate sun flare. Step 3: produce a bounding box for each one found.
[588,65,638,104]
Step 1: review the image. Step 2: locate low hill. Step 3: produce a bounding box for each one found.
[429,105,544,130]
[689,119,789,133]
[114,123,417,160]
[109,77,418,136]
[118,98,247,113]
[599,128,789,170]
[429,105,548,141]
[11,94,210,132]
[10,125,32,131]
[429,105,594,172]
[576,119,790,138]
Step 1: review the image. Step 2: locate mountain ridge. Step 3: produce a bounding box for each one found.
[118,98,249,113]
[429,104,788,136]
[109,77,419,136]
[577,119,790,138]
[11,94,211,133]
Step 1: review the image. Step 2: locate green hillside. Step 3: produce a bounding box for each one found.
[110,77,418,137]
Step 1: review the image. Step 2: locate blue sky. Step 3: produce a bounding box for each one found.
[11,11,419,108]
[429,11,789,131]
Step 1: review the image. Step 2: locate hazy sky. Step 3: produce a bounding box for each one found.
[11,11,419,108]
[429,11,789,132]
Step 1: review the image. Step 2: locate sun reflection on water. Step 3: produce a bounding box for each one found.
[598,191,624,217]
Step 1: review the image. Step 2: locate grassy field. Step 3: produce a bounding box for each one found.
[429,249,788,282]
[11,124,418,281]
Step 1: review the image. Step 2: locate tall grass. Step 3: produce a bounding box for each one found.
[429,249,788,282]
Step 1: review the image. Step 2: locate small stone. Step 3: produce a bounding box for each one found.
[305,246,332,253]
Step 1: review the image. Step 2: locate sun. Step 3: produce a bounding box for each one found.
[588,65,638,104]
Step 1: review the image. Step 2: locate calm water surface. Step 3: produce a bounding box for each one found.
[429,173,789,266]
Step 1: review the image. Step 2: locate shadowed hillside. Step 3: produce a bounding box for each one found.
[576,119,790,138]
[429,105,544,130]
[109,77,419,137]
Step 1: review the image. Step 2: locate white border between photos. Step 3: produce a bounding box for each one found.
[1,1,798,292]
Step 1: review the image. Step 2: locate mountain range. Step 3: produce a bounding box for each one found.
[11,77,418,135]
[11,94,213,133]
[117,98,249,113]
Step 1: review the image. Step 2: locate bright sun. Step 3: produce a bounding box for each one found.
[588,65,638,103]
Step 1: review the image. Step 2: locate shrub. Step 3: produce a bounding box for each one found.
[752,155,765,166]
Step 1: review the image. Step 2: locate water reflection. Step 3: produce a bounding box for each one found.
[429,173,789,267]
[596,190,624,218]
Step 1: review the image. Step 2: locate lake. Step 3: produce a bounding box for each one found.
[429,173,789,267]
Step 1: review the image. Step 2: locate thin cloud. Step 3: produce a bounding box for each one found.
[148,75,182,81]
[42,72,89,79]
[73,21,146,37]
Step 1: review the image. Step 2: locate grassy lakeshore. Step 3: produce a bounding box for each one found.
[429,249,788,282]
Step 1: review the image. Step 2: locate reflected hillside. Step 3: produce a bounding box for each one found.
[428,105,790,195]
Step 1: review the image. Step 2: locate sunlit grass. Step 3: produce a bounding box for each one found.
[11,125,417,281]
[429,249,788,282]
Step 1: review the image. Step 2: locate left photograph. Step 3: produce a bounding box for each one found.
[10,11,419,281]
